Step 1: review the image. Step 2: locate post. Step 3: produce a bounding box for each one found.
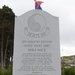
[34,0,36,9]
[34,0,36,1]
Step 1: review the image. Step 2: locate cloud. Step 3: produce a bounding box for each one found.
[46,0,75,56]
[0,0,75,56]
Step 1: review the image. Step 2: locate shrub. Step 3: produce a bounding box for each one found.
[64,67,75,75]
[0,66,12,75]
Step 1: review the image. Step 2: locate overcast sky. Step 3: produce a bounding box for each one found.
[0,0,75,56]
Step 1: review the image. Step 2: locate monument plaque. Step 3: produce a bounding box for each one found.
[13,10,61,75]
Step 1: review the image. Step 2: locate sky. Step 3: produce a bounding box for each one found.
[0,0,75,56]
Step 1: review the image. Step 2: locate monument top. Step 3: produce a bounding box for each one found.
[15,10,59,38]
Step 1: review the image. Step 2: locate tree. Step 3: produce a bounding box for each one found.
[0,5,15,69]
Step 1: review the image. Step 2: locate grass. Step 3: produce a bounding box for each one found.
[0,66,12,75]
[62,67,75,75]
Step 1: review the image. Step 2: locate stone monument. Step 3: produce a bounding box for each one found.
[13,2,61,75]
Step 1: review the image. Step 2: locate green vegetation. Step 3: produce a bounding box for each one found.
[0,5,15,69]
[62,55,75,60]
[0,66,12,75]
[62,67,75,75]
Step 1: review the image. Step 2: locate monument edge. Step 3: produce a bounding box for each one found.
[16,9,59,18]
